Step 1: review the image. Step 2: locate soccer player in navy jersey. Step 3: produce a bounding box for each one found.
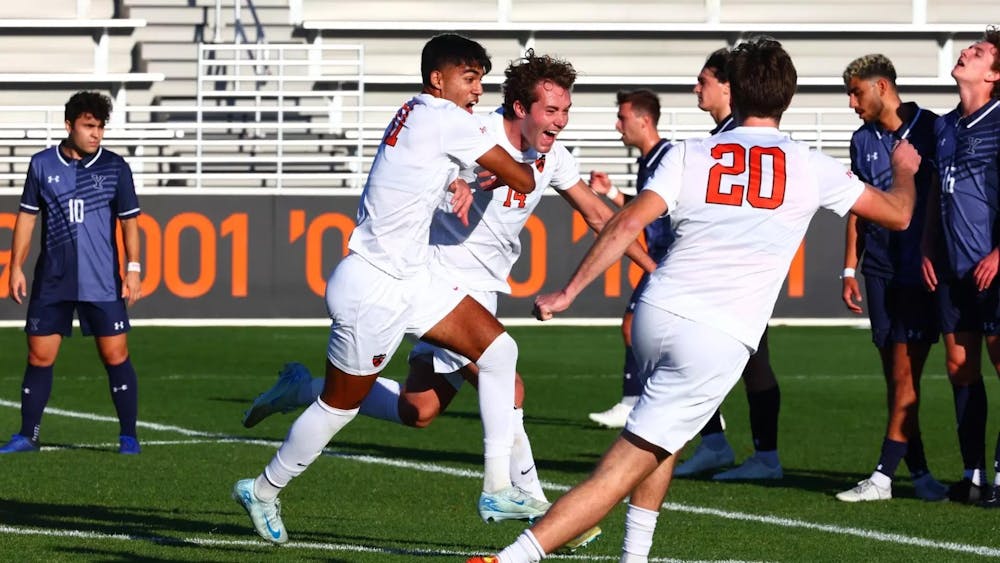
[921,26,1000,507]
[836,54,948,502]
[587,88,673,429]
[2,91,143,455]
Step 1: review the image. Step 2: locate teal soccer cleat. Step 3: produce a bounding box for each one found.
[242,362,312,428]
[477,485,551,522]
[232,478,288,544]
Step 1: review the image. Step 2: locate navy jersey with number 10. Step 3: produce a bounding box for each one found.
[19,146,140,302]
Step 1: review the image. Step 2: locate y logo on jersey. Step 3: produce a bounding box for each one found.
[92,175,107,190]
[534,155,546,172]
[967,137,983,155]
[372,354,387,368]
[47,175,60,184]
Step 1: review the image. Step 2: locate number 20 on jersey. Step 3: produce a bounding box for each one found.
[706,144,787,209]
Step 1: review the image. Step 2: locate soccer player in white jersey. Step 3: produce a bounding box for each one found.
[232,34,539,545]
[468,36,921,563]
[239,52,653,542]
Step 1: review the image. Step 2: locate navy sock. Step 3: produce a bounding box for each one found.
[994,432,1000,480]
[106,357,139,437]
[18,364,54,442]
[875,437,907,479]
[903,433,929,478]
[701,410,724,435]
[622,345,643,397]
[748,385,780,451]
[952,380,987,472]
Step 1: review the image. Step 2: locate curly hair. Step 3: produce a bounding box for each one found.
[64,91,112,124]
[728,36,797,121]
[501,49,577,117]
[842,54,897,87]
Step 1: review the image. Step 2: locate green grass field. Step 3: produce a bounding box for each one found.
[1,325,999,562]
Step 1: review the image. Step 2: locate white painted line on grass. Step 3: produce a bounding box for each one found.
[2,402,999,559]
[0,523,739,561]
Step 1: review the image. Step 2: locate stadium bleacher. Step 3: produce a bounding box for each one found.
[0,0,997,189]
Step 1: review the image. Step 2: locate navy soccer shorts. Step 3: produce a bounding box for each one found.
[25,298,131,337]
[935,274,1000,336]
[864,276,939,348]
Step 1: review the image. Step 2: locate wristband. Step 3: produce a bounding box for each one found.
[127,262,141,273]
[606,185,620,200]
[840,267,855,279]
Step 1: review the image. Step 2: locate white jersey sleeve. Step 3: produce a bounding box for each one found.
[642,141,685,211]
[348,94,496,279]
[809,150,866,216]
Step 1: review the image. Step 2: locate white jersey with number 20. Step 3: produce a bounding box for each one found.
[639,127,865,350]
[348,93,496,279]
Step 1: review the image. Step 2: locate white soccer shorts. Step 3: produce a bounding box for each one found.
[626,302,752,455]
[325,253,466,376]
[409,288,498,388]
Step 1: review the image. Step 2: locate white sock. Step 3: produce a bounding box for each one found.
[476,332,518,493]
[358,377,403,424]
[498,529,545,563]
[298,376,324,405]
[621,503,658,561]
[868,470,892,489]
[621,395,639,407]
[260,399,358,499]
[510,408,546,501]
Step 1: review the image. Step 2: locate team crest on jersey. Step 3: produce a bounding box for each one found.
[372,354,387,368]
[92,174,107,190]
[967,137,983,155]
[534,155,546,172]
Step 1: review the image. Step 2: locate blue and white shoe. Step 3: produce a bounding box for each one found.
[0,434,39,454]
[478,485,551,522]
[119,435,141,455]
[232,478,288,544]
[242,362,312,428]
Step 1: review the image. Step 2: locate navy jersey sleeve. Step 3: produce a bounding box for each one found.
[114,156,140,219]
[19,154,44,215]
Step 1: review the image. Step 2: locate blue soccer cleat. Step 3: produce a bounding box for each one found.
[232,478,288,544]
[119,435,141,455]
[0,434,39,454]
[242,362,312,428]
[478,485,551,523]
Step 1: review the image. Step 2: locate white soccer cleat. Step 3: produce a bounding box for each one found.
[712,454,783,481]
[912,473,948,501]
[674,441,735,477]
[587,401,633,428]
[242,362,312,428]
[836,478,892,502]
[478,485,551,523]
[232,478,288,544]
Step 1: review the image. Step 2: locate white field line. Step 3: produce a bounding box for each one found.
[1,401,999,559]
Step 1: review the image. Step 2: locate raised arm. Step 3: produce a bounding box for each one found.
[476,146,535,194]
[849,140,919,231]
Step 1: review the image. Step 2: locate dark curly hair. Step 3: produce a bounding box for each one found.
[64,91,112,124]
[420,33,492,86]
[501,49,576,118]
